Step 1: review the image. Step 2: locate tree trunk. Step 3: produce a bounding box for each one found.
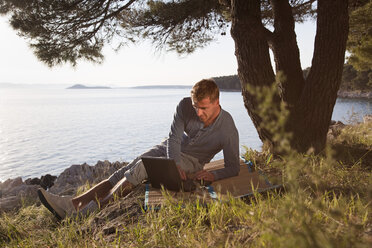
[230,0,277,143]
[291,0,349,152]
[231,0,349,153]
[270,0,305,107]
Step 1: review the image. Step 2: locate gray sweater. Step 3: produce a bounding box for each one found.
[166,97,240,180]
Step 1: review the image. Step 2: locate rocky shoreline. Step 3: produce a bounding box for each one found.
[0,160,127,212]
[337,90,372,99]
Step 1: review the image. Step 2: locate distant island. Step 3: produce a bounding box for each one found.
[131,85,191,89]
[214,68,372,98]
[213,75,241,91]
[67,84,111,89]
[131,81,240,91]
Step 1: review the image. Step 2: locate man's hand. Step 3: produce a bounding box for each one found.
[177,165,187,180]
[196,170,215,182]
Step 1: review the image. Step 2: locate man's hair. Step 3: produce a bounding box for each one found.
[191,79,220,103]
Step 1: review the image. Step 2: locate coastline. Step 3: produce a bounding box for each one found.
[337,90,372,99]
[204,88,372,99]
[1,115,370,187]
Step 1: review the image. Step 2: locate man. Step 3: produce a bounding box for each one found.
[38,79,240,220]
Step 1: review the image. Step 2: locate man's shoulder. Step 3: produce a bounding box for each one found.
[180,97,192,104]
[220,108,235,123]
[176,97,194,118]
[219,109,239,134]
[178,97,192,109]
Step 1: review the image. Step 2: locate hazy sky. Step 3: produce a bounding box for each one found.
[0,16,316,87]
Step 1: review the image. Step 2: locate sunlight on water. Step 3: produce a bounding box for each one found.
[0,86,370,181]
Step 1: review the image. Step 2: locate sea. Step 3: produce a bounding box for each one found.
[0,86,371,182]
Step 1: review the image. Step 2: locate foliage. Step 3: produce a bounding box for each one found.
[0,0,318,66]
[120,0,228,54]
[246,76,293,154]
[214,64,372,93]
[213,75,241,91]
[298,64,372,92]
[340,64,372,91]
[0,0,138,66]
[334,121,372,147]
[344,0,372,94]
[347,0,372,71]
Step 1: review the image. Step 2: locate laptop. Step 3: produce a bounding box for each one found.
[141,156,196,192]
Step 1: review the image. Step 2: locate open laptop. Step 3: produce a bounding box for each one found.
[141,156,196,192]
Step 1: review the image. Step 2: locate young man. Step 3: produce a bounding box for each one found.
[38,79,240,220]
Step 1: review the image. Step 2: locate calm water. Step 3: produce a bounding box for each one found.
[0,87,371,181]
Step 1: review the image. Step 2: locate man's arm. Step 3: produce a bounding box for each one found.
[167,98,187,165]
[210,123,240,181]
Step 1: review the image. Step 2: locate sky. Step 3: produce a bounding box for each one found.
[0,16,316,87]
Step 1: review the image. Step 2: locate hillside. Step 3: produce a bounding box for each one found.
[67,84,111,89]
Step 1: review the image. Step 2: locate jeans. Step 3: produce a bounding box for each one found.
[108,141,204,186]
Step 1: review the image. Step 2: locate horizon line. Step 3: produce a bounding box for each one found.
[0,82,193,88]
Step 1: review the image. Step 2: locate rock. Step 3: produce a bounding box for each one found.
[5,184,39,199]
[0,196,21,212]
[24,174,57,189]
[0,190,39,212]
[49,160,127,195]
[0,182,40,212]
[25,177,41,186]
[0,160,127,212]
[0,177,23,193]
[328,120,346,141]
[40,174,57,189]
[0,172,58,211]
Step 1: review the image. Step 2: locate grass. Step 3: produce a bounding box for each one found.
[0,123,371,247]
[335,121,372,147]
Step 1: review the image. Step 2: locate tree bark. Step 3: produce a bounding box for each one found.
[291,0,349,152]
[270,0,305,107]
[231,0,349,153]
[230,0,276,143]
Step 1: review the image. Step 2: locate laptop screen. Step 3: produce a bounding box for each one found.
[141,156,183,191]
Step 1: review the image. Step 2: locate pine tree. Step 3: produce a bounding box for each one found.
[0,0,354,153]
[347,0,372,71]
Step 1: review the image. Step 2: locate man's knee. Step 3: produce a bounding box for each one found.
[123,159,148,186]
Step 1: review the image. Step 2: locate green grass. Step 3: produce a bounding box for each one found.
[1,123,371,247]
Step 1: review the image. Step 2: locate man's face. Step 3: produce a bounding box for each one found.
[192,97,220,126]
